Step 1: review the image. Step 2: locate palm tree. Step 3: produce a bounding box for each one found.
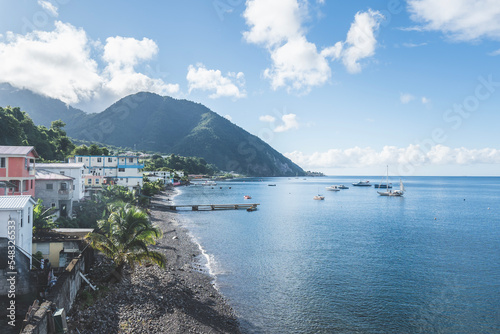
[86,205,166,281]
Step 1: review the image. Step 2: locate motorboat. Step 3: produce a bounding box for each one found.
[337,185,349,189]
[325,185,340,191]
[313,195,325,200]
[244,195,252,199]
[374,183,392,188]
[352,181,371,186]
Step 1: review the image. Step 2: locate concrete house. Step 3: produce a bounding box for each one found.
[35,163,85,204]
[0,146,39,196]
[0,195,36,295]
[35,170,74,219]
[32,228,93,269]
[69,155,144,191]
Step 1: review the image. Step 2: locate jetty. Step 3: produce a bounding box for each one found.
[162,203,260,211]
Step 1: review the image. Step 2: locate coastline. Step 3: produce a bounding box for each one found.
[67,187,241,333]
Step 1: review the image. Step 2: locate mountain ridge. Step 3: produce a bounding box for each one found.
[0,85,305,176]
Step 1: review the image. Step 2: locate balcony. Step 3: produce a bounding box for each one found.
[58,189,73,200]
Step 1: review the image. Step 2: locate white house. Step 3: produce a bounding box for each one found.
[36,163,85,203]
[69,155,144,190]
[0,195,35,295]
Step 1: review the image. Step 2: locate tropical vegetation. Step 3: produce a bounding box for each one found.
[85,204,166,280]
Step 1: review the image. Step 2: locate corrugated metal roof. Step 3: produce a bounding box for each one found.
[36,163,85,169]
[0,145,39,158]
[0,195,35,210]
[35,169,74,180]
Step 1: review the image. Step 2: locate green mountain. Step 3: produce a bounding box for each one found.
[0,85,304,176]
[65,92,304,176]
[0,83,86,128]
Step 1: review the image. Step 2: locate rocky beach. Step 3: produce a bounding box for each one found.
[66,189,241,334]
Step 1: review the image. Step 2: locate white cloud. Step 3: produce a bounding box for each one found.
[38,0,58,17]
[259,115,276,123]
[407,0,500,41]
[402,42,427,48]
[340,10,384,73]
[400,93,415,104]
[274,113,299,132]
[243,0,383,92]
[285,145,500,169]
[421,96,430,104]
[488,49,500,56]
[186,64,246,99]
[0,21,179,111]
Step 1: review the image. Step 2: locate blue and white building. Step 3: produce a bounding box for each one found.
[69,155,144,191]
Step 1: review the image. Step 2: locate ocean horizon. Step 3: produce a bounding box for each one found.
[173,176,500,333]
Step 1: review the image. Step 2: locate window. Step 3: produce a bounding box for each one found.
[31,180,33,189]
[78,157,83,162]
[20,216,23,227]
[60,171,65,175]
[25,158,28,169]
[51,203,56,208]
[129,158,134,163]
[73,185,75,190]
[61,183,67,190]
[97,157,102,163]
[46,183,53,190]
[119,168,125,172]
[0,157,5,168]
[108,157,113,162]
[87,179,92,185]
[95,178,100,184]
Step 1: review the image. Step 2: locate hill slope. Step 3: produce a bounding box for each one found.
[64,92,304,176]
[0,83,86,128]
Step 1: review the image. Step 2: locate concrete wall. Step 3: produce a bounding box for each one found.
[0,238,33,295]
[0,206,33,259]
[21,246,94,334]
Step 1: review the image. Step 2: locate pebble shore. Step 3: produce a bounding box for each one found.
[67,189,241,334]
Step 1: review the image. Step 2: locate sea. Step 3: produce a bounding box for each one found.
[174,176,500,334]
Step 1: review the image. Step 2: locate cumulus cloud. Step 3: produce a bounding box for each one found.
[186,64,246,99]
[407,0,500,41]
[421,96,430,104]
[285,145,500,169]
[0,21,179,111]
[38,0,58,17]
[340,10,384,73]
[274,113,299,132]
[243,0,383,92]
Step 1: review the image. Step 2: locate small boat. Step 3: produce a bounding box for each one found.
[247,206,257,212]
[337,185,349,189]
[325,185,340,191]
[244,195,252,199]
[201,180,217,186]
[268,184,276,186]
[377,166,405,197]
[313,195,325,200]
[352,181,371,186]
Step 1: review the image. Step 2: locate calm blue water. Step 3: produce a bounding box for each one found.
[174,177,500,333]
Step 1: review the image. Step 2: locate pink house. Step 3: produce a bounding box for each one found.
[0,146,39,196]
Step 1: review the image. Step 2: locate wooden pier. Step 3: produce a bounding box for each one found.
[164,203,260,211]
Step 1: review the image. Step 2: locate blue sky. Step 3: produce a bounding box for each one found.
[1,0,500,176]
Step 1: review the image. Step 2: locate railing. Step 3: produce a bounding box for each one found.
[58,189,70,195]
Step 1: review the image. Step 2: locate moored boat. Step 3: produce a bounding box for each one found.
[313,195,325,200]
[244,195,252,199]
[325,185,340,191]
[352,181,371,186]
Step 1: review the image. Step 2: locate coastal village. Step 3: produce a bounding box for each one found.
[0,145,241,333]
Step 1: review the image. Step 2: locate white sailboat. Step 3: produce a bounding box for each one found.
[377,166,405,197]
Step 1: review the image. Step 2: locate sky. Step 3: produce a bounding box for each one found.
[0,0,500,176]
